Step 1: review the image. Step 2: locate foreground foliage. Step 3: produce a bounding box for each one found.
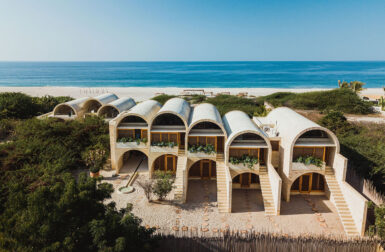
[0,92,72,119]
[0,117,155,251]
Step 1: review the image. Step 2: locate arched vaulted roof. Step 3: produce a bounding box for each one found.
[187,103,227,137]
[116,100,162,125]
[97,97,136,116]
[265,107,339,152]
[150,98,191,129]
[53,97,90,116]
[222,110,269,146]
[93,93,119,105]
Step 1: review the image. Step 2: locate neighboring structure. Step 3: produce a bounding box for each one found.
[51,93,129,120]
[108,99,367,237]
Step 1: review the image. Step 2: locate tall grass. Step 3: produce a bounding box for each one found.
[154,231,379,252]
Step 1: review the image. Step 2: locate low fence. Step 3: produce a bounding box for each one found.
[154,231,379,252]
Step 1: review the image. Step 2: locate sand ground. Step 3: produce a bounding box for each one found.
[1,86,383,101]
[100,168,346,237]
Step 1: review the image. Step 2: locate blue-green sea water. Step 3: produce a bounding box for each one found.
[0,61,384,88]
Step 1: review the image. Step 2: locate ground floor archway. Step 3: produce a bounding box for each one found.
[232,172,260,189]
[120,150,148,174]
[231,172,263,213]
[290,173,325,194]
[152,154,178,174]
[188,159,216,180]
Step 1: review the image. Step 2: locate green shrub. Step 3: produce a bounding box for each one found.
[205,95,265,117]
[152,171,175,200]
[151,94,176,105]
[0,92,73,119]
[261,89,373,114]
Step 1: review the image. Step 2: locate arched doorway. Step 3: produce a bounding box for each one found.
[120,150,148,174]
[291,173,325,194]
[153,154,178,174]
[232,173,260,189]
[187,159,217,204]
[231,172,264,212]
[188,159,216,179]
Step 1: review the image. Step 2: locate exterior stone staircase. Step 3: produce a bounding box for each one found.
[178,148,185,156]
[324,167,359,236]
[216,160,230,213]
[174,156,187,202]
[259,166,276,216]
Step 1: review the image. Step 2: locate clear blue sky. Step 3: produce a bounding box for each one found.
[0,0,384,61]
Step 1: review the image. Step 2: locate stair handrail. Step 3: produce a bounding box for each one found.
[125,156,145,187]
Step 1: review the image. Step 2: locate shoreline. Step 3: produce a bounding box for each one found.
[1,86,383,101]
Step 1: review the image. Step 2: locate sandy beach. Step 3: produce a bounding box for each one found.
[1,86,383,101]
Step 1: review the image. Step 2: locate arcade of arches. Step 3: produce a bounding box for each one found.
[291,173,325,194]
[188,159,216,179]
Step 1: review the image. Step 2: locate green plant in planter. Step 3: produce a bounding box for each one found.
[151,141,177,148]
[229,155,259,169]
[295,155,323,167]
[188,144,216,154]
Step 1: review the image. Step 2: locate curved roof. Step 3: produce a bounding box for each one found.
[97,97,136,116]
[222,110,268,145]
[152,98,191,128]
[117,100,162,124]
[187,103,226,136]
[92,93,119,105]
[53,97,90,116]
[265,107,339,150]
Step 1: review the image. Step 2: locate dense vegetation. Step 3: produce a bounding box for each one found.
[259,89,373,114]
[319,112,385,193]
[0,92,72,119]
[0,117,155,251]
[151,94,267,117]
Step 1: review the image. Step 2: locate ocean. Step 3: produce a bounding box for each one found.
[0,61,384,88]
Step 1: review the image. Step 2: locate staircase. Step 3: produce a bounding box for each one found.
[216,161,230,213]
[324,167,359,236]
[216,153,224,162]
[259,166,276,216]
[178,148,185,156]
[174,156,187,202]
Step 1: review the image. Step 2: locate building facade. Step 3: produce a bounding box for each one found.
[108,98,368,237]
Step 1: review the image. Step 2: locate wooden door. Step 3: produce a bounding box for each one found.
[166,155,176,173]
[300,174,311,193]
[202,160,210,179]
[241,173,250,188]
[217,136,224,153]
[179,133,185,149]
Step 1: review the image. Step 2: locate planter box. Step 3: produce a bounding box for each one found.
[150,146,178,153]
[229,162,259,172]
[292,162,325,171]
[117,142,147,149]
[187,151,216,159]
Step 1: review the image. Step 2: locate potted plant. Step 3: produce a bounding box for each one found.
[83,147,107,178]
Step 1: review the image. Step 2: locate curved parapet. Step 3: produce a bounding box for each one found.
[150,98,191,130]
[187,103,227,138]
[97,97,136,119]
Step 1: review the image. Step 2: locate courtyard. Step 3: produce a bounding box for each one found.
[102,170,346,237]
